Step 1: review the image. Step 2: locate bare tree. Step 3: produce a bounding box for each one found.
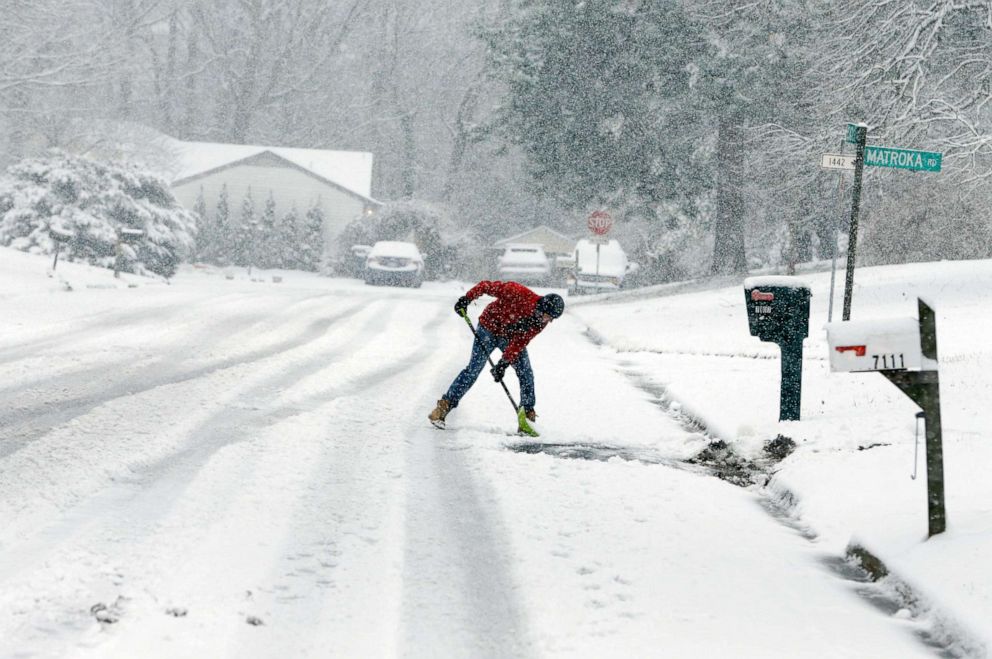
[187,0,368,143]
[821,0,992,179]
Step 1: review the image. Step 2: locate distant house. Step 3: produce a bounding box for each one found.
[167,139,380,260]
[493,225,576,260]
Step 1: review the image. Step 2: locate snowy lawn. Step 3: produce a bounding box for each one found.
[570,258,992,656]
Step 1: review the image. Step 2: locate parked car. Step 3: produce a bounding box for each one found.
[567,238,633,294]
[364,241,424,287]
[497,243,551,284]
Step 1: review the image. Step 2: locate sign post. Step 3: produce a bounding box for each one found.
[842,123,867,321]
[49,227,74,272]
[820,141,853,323]
[587,210,612,282]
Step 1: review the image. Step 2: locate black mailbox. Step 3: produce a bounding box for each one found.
[746,282,811,342]
[743,277,812,421]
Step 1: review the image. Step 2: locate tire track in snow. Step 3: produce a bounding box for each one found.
[0,297,442,567]
[0,288,366,365]
[400,431,537,659]
[0,299,398,587]
[123,299,450,521]
[398,319,536,659]
[0,302,186,364]
[208,302,454,657]
[0,298,364,459]
[0,299,451,656]
[102,300,404,502]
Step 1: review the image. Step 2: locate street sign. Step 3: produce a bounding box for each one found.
[846,123,867,144]
[821,153,856,171]
[864,146,942,172]
[587,210,612,236]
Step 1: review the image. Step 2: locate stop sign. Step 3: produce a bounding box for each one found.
[587,210,613,236]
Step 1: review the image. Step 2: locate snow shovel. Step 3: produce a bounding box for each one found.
[459,310,539,437]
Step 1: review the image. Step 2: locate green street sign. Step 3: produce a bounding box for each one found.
[846,123,866,144]
[864,146,942,172]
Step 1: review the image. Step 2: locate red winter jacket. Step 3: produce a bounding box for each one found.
[464,280,544,364]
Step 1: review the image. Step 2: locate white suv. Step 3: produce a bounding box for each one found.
[364,241,424,288]
[497,244,551,284]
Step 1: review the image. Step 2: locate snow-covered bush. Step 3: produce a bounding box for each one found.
[0,151,197,278]
[609,201,713,286]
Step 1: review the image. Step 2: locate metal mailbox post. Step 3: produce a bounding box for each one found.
[49,227,74,271]
[825,299,945,537]
[744,276,812,422]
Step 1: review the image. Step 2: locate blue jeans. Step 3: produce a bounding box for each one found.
[445,325,535,410]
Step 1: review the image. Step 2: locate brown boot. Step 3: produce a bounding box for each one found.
[428,398,452,428]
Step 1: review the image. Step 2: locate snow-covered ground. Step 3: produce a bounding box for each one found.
[0,246,988,657]
[570,257,992,657]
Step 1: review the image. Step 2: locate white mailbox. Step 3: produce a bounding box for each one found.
[825,317,933,373]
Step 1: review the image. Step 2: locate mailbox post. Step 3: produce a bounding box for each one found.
[49,227,74,271]
[744,276,812,421]
[825,299,945,537]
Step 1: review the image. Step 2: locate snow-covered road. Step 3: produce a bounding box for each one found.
[0,266,939,657]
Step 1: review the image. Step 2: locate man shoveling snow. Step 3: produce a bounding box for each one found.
[428,281,564,434]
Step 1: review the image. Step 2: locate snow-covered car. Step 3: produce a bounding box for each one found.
[568,238,630,294]
[364,241,424,287]
[497,244,551,284]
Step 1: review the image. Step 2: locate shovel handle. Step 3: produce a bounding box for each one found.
[460,310,520,410]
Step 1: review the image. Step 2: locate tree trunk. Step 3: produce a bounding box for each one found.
[229,4,265,143]
[6,87,30,163]
[181,19,200,139]
[711,110,747,274]
[440,83,479,201]
[116,0,137,120]
[794,190,814,263]
[398,109,417,198]
[161,10,179,134]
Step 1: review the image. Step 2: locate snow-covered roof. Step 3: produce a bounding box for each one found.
[167,139,374,199]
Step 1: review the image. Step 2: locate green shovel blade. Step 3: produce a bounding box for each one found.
[517,407,540,437]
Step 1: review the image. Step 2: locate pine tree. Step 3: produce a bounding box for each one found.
[258,191,277,268]
[214,183,231,265]
[192,186,209,261]
[300,202,326,272]
[484,1,706,213]
[275,205,301,270]
[233,187,255,267]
